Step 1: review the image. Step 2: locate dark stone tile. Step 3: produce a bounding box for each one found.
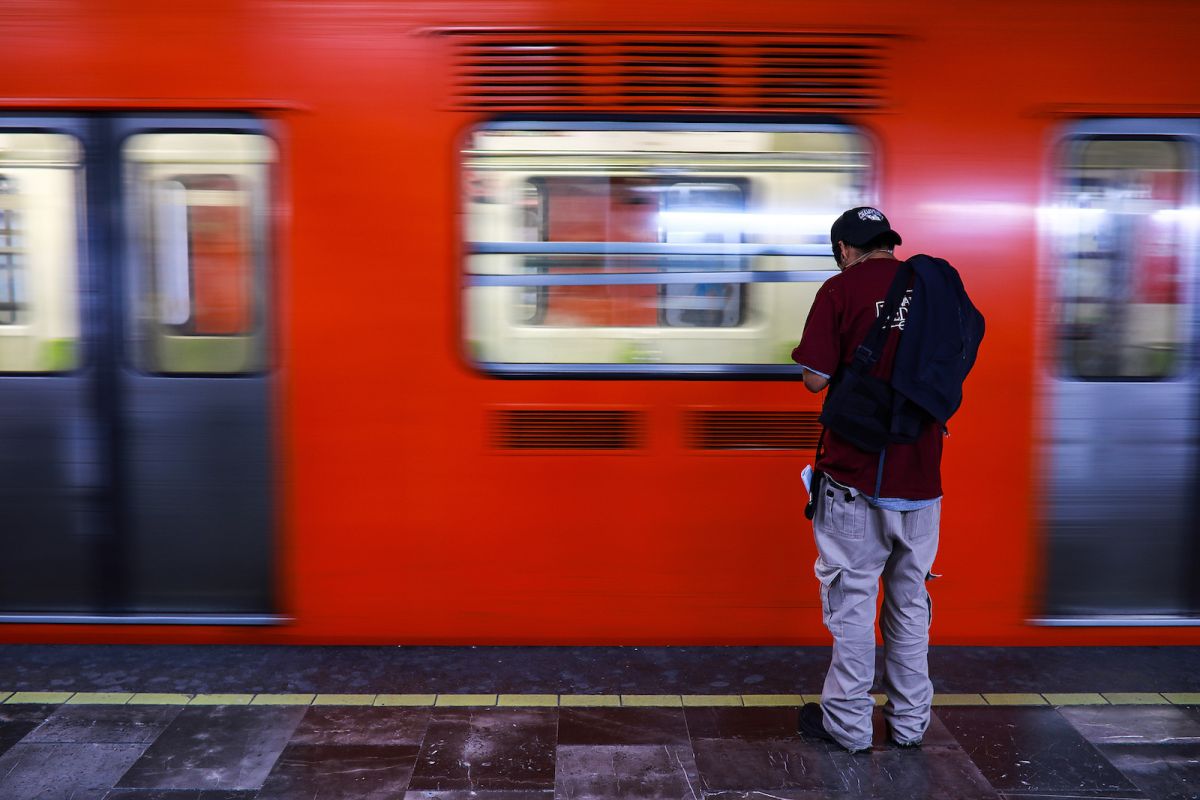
[684,706,800,740]
[290,705,431,746]
[691,738,839,792]
[256,743,419,800]
[702,793,848,799]
[104,791,259,799]
[407,708,556,792]
[28,704,182,744]
[683,706,958,750]
[0,703,60,723]
[938,707,1140,795]
[996,797,1147,799]
[826,747,1000,799]
[554,744,702,800]
[0,719,41,759]
[1100,742,1200,800]
[876,708,959,749]
[117,704,306,791]
[1060,704,1200,745]
[405,793,553,799]
[559,707,689,745]
[0,741,146,799]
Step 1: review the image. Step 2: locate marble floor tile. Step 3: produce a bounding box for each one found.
[289,705,432,746]
[938,707,1140,795]
[404,793,553,799]
[407,708,556,792]
[256,743,419,800]
[691,737,841,793]
[554,744,703,800]
[0,702,61,757]
[558,707,690,745]
[1060,704,1200,745]
[116,704,306,791]
[0,720,42,760]
[826,747,1000,800]
[1099,742,1200,800]
[874,709,960,749]
[103,791,259,799]
[0,704,61,724]
[683,705,958,751]
[684,706,800,741]
[702,793,849,799]
[0,741,146,800]
[28,704,182,744]
[996,795,1146,799]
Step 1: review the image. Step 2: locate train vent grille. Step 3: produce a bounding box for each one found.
[442,31,888,112]
[492,409,642,451]
[688,410,822,450]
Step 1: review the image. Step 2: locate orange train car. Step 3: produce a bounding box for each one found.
[0,0,1197,646]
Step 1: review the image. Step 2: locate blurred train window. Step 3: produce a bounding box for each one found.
[125,132,275,374]
[463,125,871,374]
[1053,136,1193,380]
[0,133,81,372]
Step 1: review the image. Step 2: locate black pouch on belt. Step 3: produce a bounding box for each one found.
[805,469,824,521]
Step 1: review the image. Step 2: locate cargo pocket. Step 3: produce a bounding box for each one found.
[815,559,844,637]
[909,502,941,543]
[924,571,941,628]
[822,483,866,540]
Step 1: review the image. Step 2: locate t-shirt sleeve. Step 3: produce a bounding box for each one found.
[791,282,841,378]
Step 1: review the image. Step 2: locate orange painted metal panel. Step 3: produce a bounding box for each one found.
[0,0,1195,646]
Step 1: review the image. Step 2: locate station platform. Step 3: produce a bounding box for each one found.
[0,644,1196,799]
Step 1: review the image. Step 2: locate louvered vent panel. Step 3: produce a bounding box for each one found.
[689,411,822,450]
[443,30,888,111]
[492,409,641,450]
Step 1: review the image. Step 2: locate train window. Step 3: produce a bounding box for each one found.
[1052,136,1193,380]
[0,133,81,372]
[125,132,275,374]
[463,125,872,374]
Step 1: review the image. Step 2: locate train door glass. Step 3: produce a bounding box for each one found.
[0,128,91,611]
[122,128,276,614]
[1042,121,1200,621]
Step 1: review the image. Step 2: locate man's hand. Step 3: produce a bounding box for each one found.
[803,370,829,393]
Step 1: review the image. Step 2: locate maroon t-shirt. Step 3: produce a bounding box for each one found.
[791,256,943,499]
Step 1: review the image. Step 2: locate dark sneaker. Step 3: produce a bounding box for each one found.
[797,702,870,754]
[891,735,923,749]
[885,722,923,748]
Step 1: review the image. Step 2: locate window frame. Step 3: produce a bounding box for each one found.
[461,119,876,378]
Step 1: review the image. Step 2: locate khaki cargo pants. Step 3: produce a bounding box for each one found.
[812,476,941,751]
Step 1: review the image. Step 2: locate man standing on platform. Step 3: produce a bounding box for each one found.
[790,207,945,754]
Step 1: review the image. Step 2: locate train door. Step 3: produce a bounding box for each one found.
[0,120,94,612]
[0,115,278,620]
[1041,119,1200,622]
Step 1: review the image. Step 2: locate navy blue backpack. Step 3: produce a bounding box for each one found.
[892,254,985,425]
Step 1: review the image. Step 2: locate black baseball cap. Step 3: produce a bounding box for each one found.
[830,207,902,248]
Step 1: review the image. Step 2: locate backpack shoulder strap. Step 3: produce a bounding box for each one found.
[850,261,912,373]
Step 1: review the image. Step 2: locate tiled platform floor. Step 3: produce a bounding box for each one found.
[0,699,1198,799]
[0,645,1196,799]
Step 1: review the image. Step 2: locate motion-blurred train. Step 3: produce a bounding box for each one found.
[1,0,1197,645]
